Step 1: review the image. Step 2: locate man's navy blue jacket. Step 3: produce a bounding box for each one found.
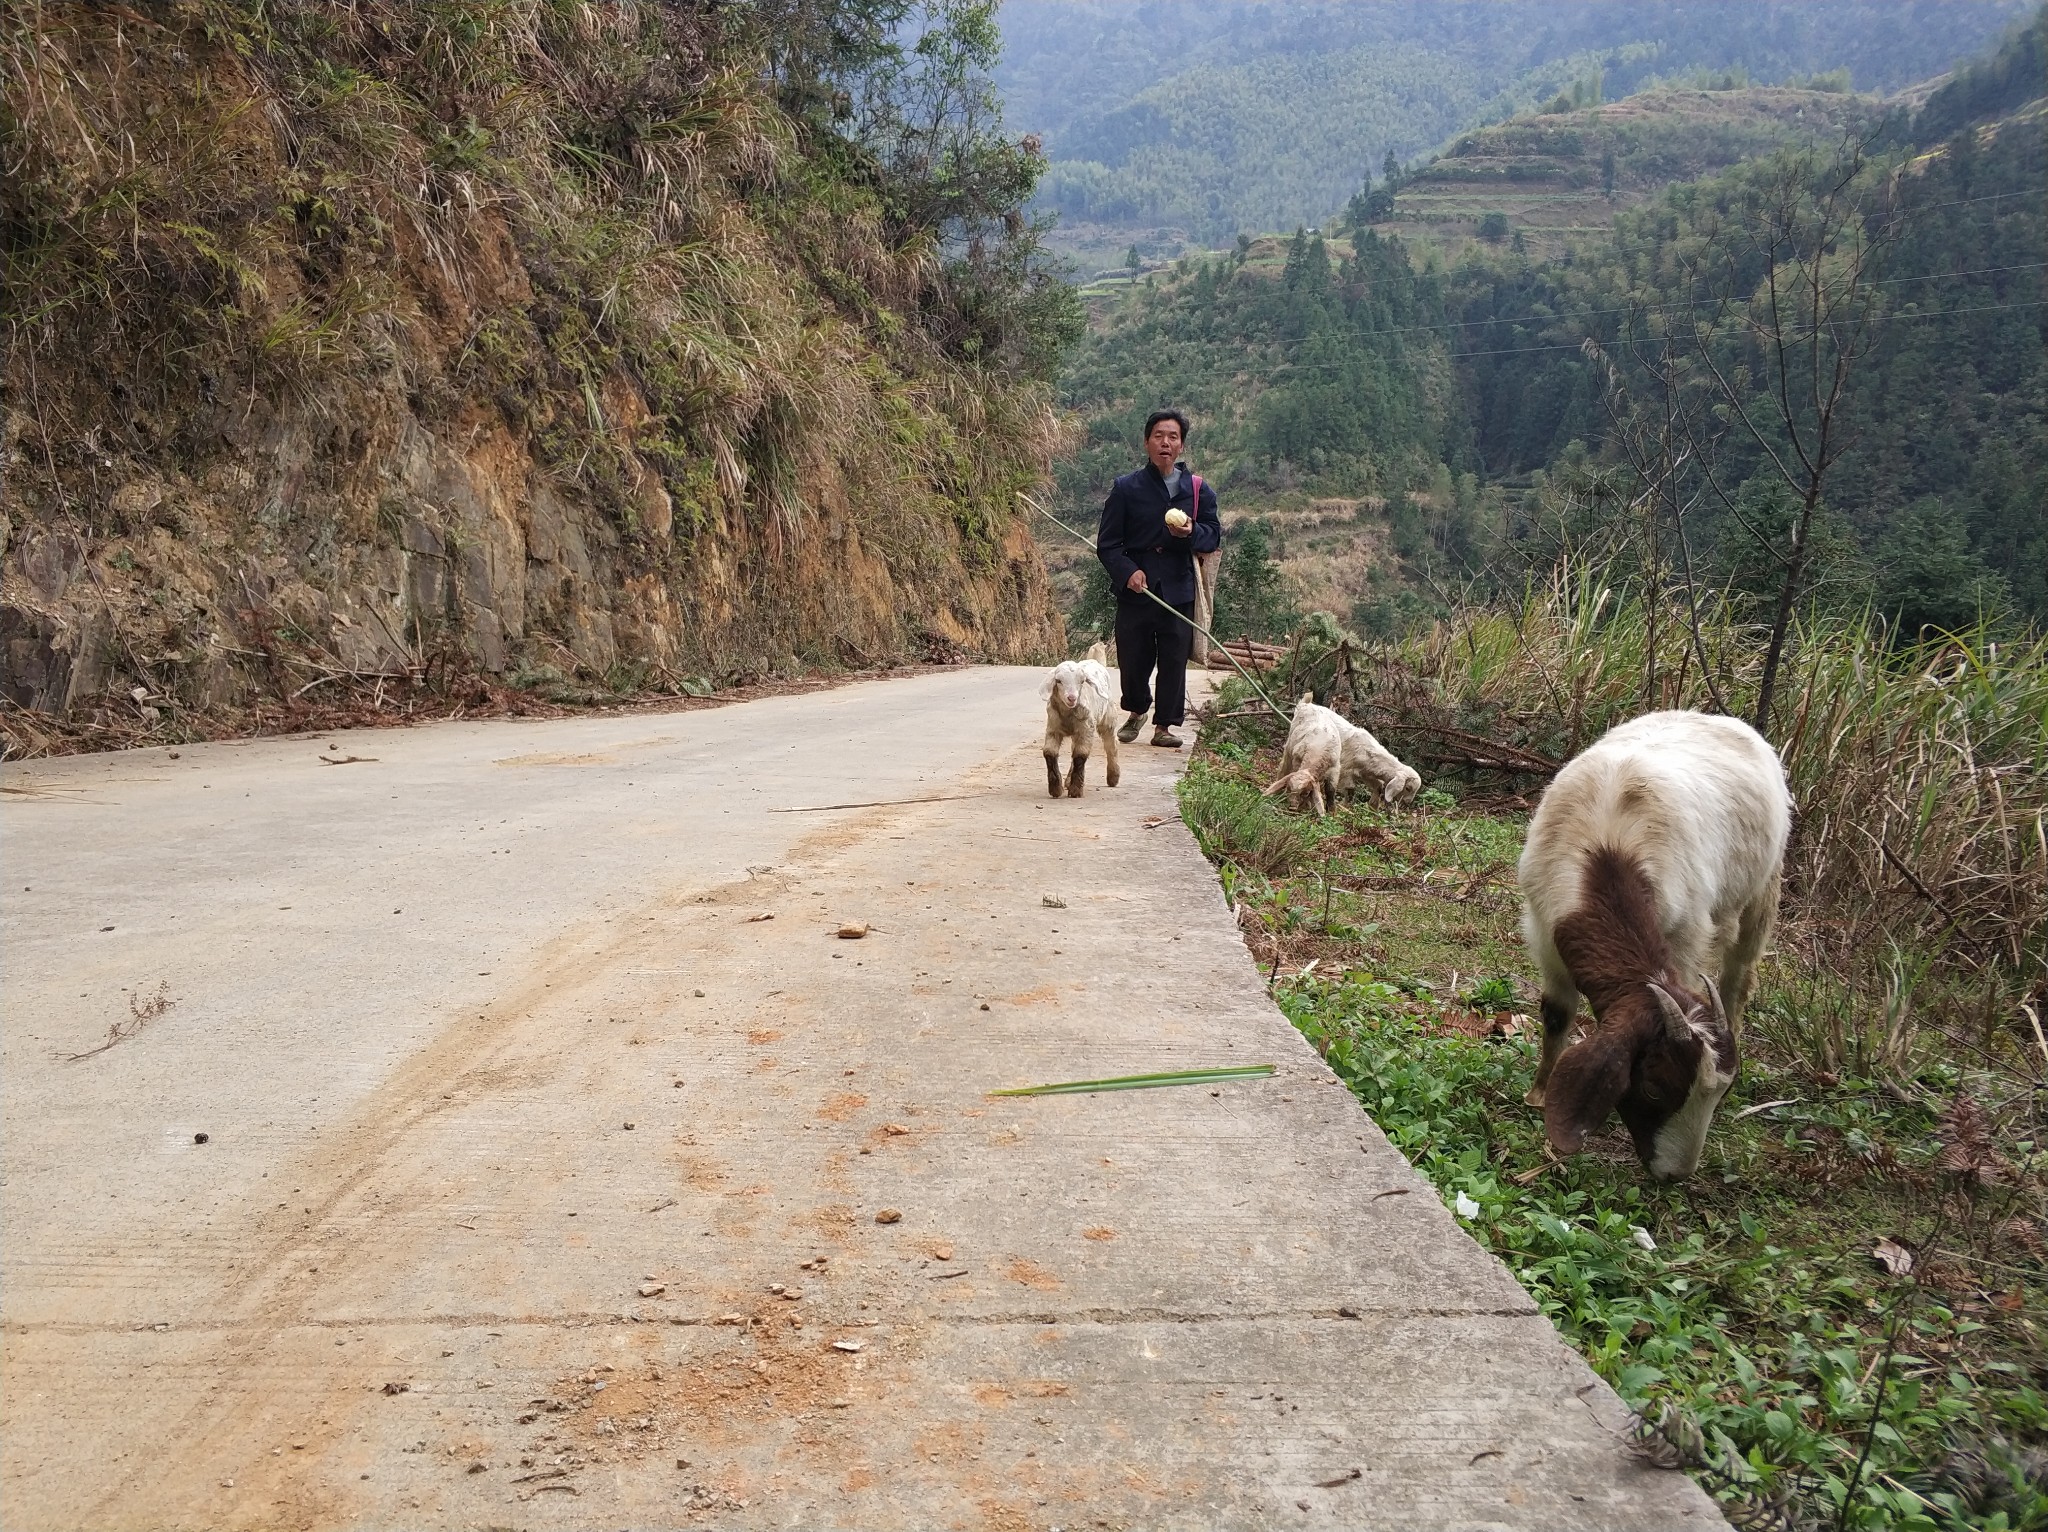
[1095,461,1221,607]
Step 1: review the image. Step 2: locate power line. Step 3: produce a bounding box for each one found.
[1086,178,2048,360]
[1123,259,2048,364]
[1242,297,2047,372]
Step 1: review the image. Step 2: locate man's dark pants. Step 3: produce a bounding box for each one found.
[1115,595,1195,727]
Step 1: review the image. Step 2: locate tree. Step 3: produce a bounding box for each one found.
[1214,520,1298,641]
[1874,498,2010,641]
[1592,136,1902,734]
[1477,211,1510,243]
[1067,553,1120,642]
[747,0,1078,379]
[1343,169,1373,231]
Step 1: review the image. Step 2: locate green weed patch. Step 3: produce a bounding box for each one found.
[1181,748,2047,1530]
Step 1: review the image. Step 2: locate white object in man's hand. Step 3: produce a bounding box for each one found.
[1165,509,1191,535]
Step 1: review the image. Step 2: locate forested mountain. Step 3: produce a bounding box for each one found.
[1050,9,2047,639]
[1449,22,2047,628]
[997,0,2032,245]
[2,0,1082,739]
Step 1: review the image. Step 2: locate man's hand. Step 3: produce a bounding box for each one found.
[1166,518,1193,538]
[1126,569,1148,594]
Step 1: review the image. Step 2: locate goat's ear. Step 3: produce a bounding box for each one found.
[1544,1034,1632,1159]
[1261,775,1290,798]
[1646,982,1695,1044]
[1081,671,1113,707]
[1038,675,1055,700]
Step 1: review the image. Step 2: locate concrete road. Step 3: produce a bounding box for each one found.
[1,668,1720,1530]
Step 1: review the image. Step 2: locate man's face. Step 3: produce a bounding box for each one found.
[1146,421,1183,474]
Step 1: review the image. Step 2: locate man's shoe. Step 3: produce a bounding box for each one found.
[1117,711,1148,743]
[1150,726,1182,749]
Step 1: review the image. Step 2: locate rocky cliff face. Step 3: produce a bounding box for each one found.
[1,2,1065,747]
[0,366,1057,720]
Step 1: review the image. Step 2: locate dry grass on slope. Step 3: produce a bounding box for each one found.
[1,1,1063,750]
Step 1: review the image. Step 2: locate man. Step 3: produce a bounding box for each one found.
[1095,409,1222,749]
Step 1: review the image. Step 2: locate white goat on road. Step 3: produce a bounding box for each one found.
[1040,643,1121,798]
[1264,697,1422,815]
[1518,709,1792,1180]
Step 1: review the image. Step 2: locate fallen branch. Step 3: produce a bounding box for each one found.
[1387,722,1560,775]
[1204,705,1285,722]
[1877,837,1962,931]
[62,983,174,1062]
[1731,1097,1802,1120]
[771,793,983,813]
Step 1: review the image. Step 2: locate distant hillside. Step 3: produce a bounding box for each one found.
[998,0,2031,247]
[1046,11,2047,642]
[1377,85,1882,261]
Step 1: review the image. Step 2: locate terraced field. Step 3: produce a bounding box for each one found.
[1375,86,1881,260]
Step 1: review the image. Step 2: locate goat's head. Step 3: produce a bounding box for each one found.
[1040,660,1102,715]
[1543,974,1737,1180]
[1383,763,1422,810]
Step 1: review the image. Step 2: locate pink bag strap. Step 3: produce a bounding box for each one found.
[1190,473,1202,515]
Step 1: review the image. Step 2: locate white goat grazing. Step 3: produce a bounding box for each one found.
[1264,698,1421,815]
[1518,709,1791,1180]
[1040,643,1120,798]
[1339,721,1423,810]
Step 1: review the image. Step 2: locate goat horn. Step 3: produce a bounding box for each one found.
[1700,974,1728,1026]
[1645,981,1692,1042]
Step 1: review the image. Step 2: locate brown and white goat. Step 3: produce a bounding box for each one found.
[1040,643,1121,798]
[1519,710,1791,1179]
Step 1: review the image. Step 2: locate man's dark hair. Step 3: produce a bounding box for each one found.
[1142,408,1190,443]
